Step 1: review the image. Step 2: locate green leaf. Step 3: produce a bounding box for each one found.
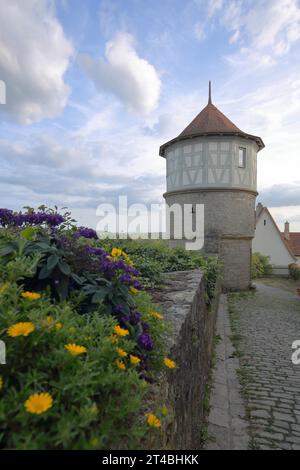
[55,275,69,300]
[31,242,51,252]
[38,264,52,280]
[0,244,15,257]
[58,260,71,276]
[71,273,84,285]
[20,226,37,241]
[47,255,59,271]
[92,289,108,303]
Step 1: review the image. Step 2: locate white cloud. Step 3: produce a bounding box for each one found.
[98,0,121,38]
[207,0,224,18]
[268,206,300,232]
[72,107,116,138]
[80,32,161,114]
[194,23,206,41]
[243,0,300,54]
[259,183,300,207]
[222,0,300,67]
[0,0,73,124]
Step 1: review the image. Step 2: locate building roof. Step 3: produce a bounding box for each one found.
[281,233,300,257]
[256,206,296,261]
[159,82,265,157]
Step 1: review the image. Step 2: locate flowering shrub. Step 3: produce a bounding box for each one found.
[0,236,166,377]
[0,207,65,228]
[0,206,221,448]
[251,252,272,279]
[289,263,300,281]
[0,255,171,449]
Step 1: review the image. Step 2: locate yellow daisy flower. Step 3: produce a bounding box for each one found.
[89,403,98,416]
[164,357,176,369]
[130,287,139,294]
[55,322,63,330]
[146,413,161,428]
[113,325,129,337]
[107,334,119,344]
[116,347,127,357]
[24,392,53,415]
[0,283,9,295]
[65,343,87,356]
[111,248,123,258]
[130,355,141,365]
[7,322,35,337]
[90,437,99,448]
[116,359,126,370]
[21,291,41,300]
[149,311,163,320]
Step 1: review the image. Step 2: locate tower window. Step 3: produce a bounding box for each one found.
[238,147,246,168]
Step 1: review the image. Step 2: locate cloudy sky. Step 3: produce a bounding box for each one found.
[0,0,300,230]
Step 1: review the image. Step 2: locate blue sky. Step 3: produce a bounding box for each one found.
[0,0,300,229]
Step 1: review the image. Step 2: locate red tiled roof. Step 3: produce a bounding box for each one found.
[159,83,264,156]
[179,102,242,137]
[281,233,300,256]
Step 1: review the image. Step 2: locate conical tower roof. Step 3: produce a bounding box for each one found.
[159,82,264,156]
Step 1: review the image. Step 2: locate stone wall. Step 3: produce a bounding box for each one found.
[147,269,221,450]
[164,190,256,289]
[221,237,252,290]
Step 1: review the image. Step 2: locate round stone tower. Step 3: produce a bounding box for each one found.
[159,83,264,290]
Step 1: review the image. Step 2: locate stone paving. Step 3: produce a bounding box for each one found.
[228,281,300,450]
[206,294,250,450]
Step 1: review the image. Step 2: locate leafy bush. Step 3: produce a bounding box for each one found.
[0,255,171,449]
[0,207,180,449]
[289,263,300,280]
[251,252,272,278]
[0,206,220,448]
[99,239,219,302]
[0,218,161,373]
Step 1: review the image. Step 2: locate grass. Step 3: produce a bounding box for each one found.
[257,276,300,294]
[199,332,222,448]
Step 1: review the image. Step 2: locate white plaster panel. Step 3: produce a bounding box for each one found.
[221,142,230,151]
[209,142,218,151]
[208,169,216,184]
[194,143,203,151]
[183,144,192,154]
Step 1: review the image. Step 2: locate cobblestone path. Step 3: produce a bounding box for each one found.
[229,281,300,450]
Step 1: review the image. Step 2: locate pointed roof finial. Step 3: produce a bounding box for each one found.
[208,80,212,104]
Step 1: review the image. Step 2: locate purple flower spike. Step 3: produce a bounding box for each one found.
[138,333,154,351]
[132,279,142,290]
[0,209,64,227]
[120,273,132,285]
[112,304,123,314]
[130,311,141,325]
[0,209,14,227]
